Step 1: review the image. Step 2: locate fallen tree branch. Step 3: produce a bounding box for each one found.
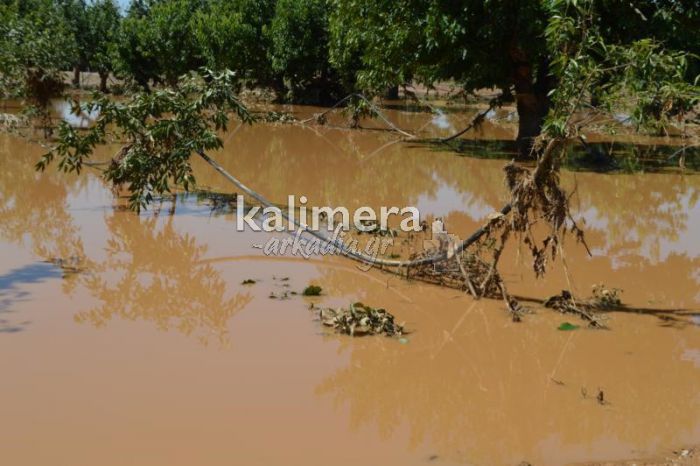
[197,149,510,268]
[299,93,416,139]
[440,94,504,143]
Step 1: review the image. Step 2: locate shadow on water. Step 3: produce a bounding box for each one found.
[0,262,61,333]
[418,137,700,173]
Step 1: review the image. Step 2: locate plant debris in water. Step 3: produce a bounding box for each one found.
[261,111,296,123]
[241,279,256,285]
[319,302,404,337]
[544,290,603,327]
[590,283,623,309]
[544,285,623,328]
[302,285,322,296]
[43,255,88,277]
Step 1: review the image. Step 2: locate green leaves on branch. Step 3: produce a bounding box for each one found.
[543,0,699,139]
[0,2,76,102]
[268,0,339,101]
[84,0,121,81]
[117,0,278,91]
[115,0,203,88]
[36,69,253,212]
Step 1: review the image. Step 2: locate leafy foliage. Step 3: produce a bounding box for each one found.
[268,0,341,102]
[84,0,121,90]
[36,70,253,211]
[329,0,546,94]
[192,0,276,85]
[542,0,699,139]
[0,1,76,102]
[55,0,89,74]
[328,0,699,152]
[114,0,203,87]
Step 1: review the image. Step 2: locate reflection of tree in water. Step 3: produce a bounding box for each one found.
[206,126,695,245]
[74,211,251,346]
[0,134,250,344]
[0,134,88,262]
[566,172,698,259]
[313,269,700,464]
[313,266,700,463]
[200,125,505,219]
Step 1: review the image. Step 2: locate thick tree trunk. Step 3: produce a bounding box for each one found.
[514,90,548,157]
[384,85,399,100]
[510,47,553,158]
[72,66,80,88]
[99,72,109,93]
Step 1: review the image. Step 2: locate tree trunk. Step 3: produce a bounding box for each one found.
[514,90,548,157]
[383,85,399,100]
[72,66,80,88]
[510,48,552,158]
[99,72,109,93]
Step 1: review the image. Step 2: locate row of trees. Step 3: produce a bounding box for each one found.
[116,0,342,102]
[0,0,119,94]
[1,0,699,154]
[0,0,339,100]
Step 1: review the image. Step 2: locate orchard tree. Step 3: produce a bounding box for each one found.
[192,0,277,88]
[329,0,699,156]
[56,0,90,86]
[268,0,342,103]
[115,0,203,89]
[0,0,76,133]
[85,0,121,92]
[113,1,159,90]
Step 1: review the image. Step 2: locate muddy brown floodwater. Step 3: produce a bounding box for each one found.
[0,105,699,466]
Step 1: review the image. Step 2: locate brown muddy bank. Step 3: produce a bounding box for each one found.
[0,108,699,465]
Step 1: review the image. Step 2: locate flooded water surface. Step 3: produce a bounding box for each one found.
[1,108,699,466]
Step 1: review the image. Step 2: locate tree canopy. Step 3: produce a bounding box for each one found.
[1,0,698,153]
[329,0,699,152]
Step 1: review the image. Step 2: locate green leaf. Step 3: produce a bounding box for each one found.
[558,322,579,331]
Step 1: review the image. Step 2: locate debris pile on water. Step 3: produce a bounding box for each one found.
[319,302,404,337]
[261,111,297,123]
[589,283,623,309]
[543,285,624,328]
